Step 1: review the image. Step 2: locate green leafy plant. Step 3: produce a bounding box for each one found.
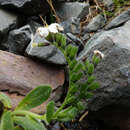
[41,32,101,122]
[0,85,51,130]
[0,32,101,129]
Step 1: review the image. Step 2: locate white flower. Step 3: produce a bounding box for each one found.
[94,50,104,59]
[36,23,64,38]
[37,27,49,37]
[49,23,64,32]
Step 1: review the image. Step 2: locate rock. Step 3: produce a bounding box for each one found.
[28,20,42,34]
[78,21,130,129]
[102,0,114,11]
[61,17,81,34]
[66,33,84,53]
[26,32,66,65]
[81,33,90,43]
[26,45,66,65]
[0,0,50,16]
[7,25,32,55]
[0,50,65,113]
[83,14,106,33]
[105,9,130,30]
[55,2,89,21]
[0,8,18,42]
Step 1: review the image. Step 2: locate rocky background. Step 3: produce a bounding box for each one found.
[0,0,130,130]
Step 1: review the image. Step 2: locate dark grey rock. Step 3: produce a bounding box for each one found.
[26,32,66,65]
[61,17,80,34]
[28,20,42,34]
[7,25,32,55]
[66,33,84,53]
[105,9,130,30]
[26,45,66,65]
[78,20,130,129]
[0,0,50,15]
[102,0,114,11]
[81,33,90,42]
[83,14,106,32]
[0,8,18,42]
[55,2,89,21]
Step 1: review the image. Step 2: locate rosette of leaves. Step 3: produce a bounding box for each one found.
[0,85,51,130]
[42,33,101,123]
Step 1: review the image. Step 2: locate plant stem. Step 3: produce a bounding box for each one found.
[12,110,46,120]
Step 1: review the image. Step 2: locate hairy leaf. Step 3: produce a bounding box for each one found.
[70,59,77,70]
[14,126,23,130]
[57,106,78,122]
[77,101,85,111]
[46,101,55,123]
[65,44,73,57]
[92,55,100,65]
[88,82,100,90]
[70,72,83,82]
[73,62,83,73]
[87,75,96,84]
[0,92,11,109]
[87,64,94,75]
[85,92,94,99]
[13,116,46,130]
[0,111,14,130]
[15,85,51,111]
[69,46,78,59]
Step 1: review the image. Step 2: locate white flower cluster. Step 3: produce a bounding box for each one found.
[37,23,64,38]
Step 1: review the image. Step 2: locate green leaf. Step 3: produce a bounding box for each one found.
[13,116,46,130]
[87,75,96,84]
[85,60,90,68]
[69,59,77,70]
[1,111,14,130]
[88,82,100,90]
[55,33,62,44]
[65,44,73,57]
[66,96,76,104]
[69,84,78,94]
[15,85,52,111]
[53,42,58,48]
[0,92,11,108]
[77,101,85,111]
[92,55,100,65]
[88,63,94,75]
[60,34,66,49]
[85,92,94,99]
[69,46,78,59]
[73,62,83,73]
[70,72,83,82]
[46,101,55,123]
[14,126,23,130]
[57,106,78,122]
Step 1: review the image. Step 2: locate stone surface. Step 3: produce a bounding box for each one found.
[81,33,90,43]
[102,0,114,11]
[25,32,66,65]
[0,8,18,42]
[7,25,32,55]
[0,0,50,16]
[78,20,130,129]
[83,14,106,32]
[26,45,66,65]
[0,50,65,113]
[66,33,84,53]
[28,20,42,34]
[61,17,81,34]
[105,9,130,30]
[55,2,89,21]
